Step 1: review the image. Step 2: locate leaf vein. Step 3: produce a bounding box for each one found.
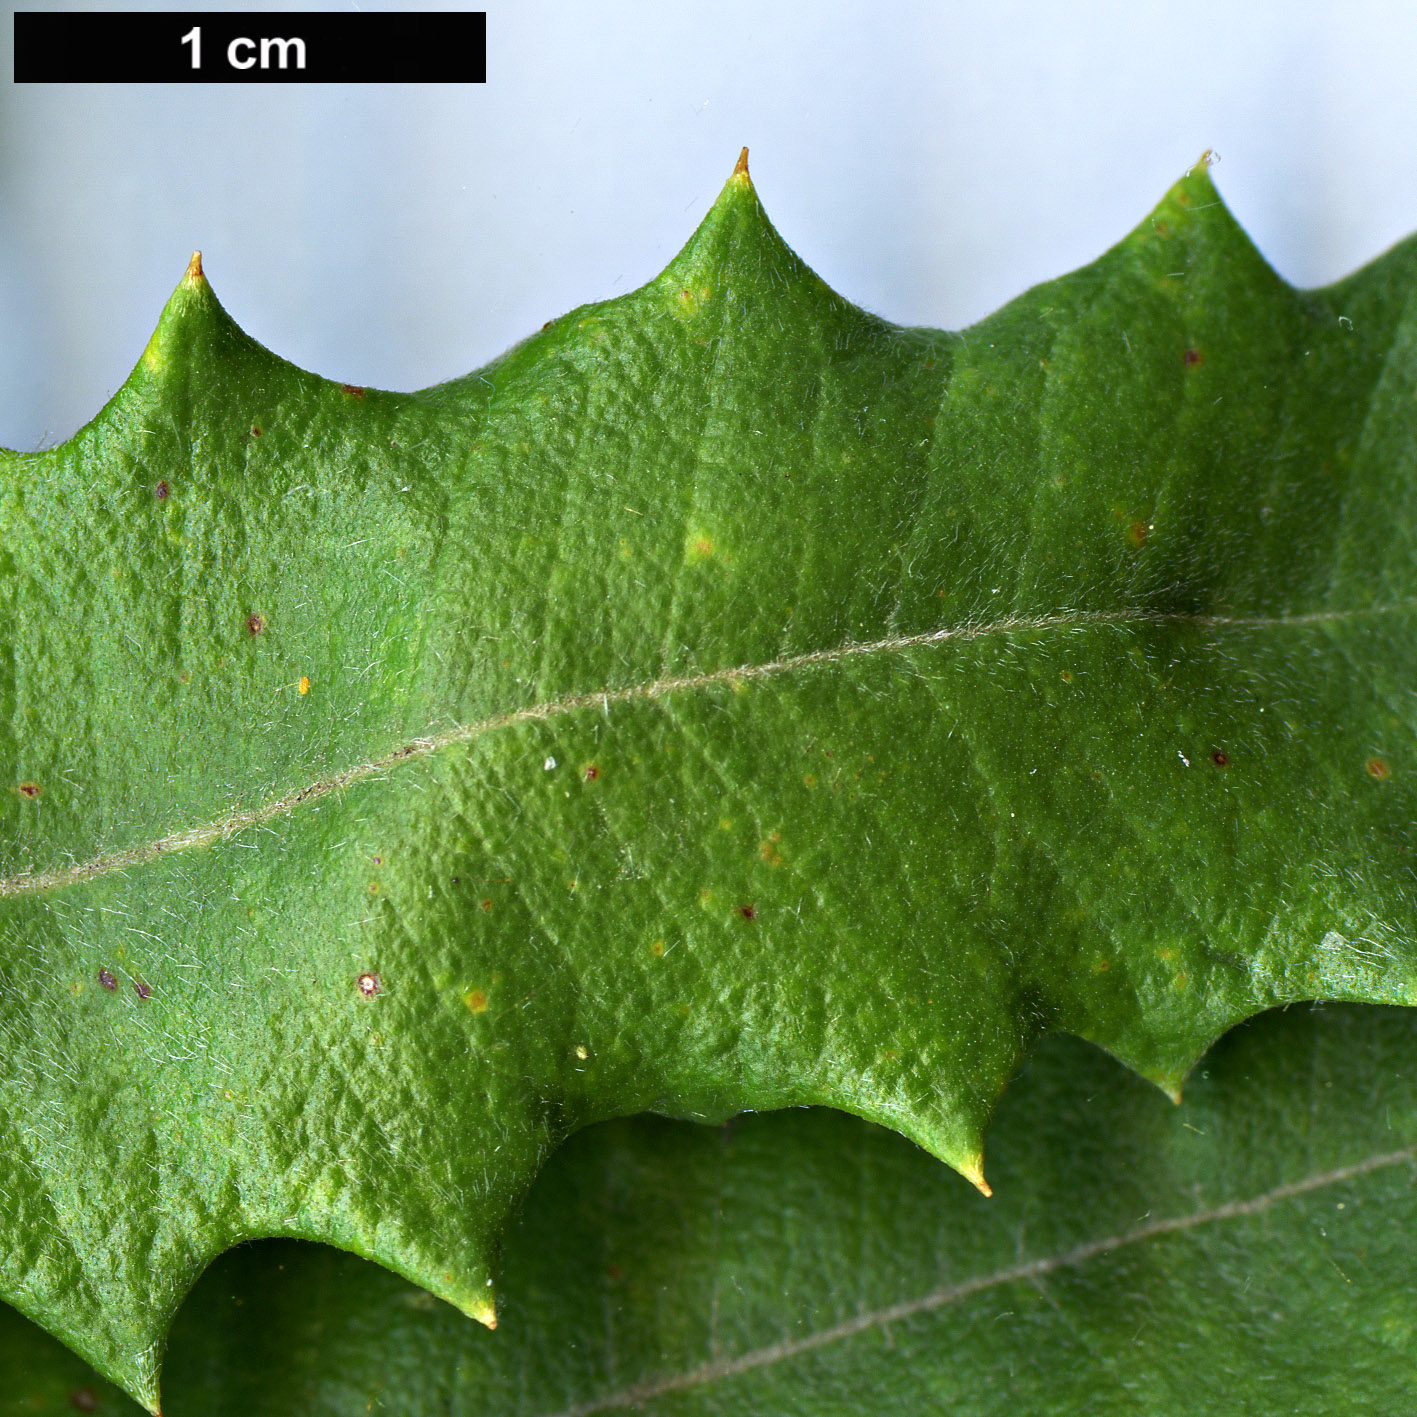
[2,600,1412,900]
[538,1142,1417,1416]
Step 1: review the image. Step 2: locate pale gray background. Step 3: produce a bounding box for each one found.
[2,0,1416,449]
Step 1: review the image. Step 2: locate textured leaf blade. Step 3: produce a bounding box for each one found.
[8,1003,1417,1414]
[3,156,1417,1405]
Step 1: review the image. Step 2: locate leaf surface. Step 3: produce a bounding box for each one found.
[4,154,1417,1407]
[8,1004,1417,1414]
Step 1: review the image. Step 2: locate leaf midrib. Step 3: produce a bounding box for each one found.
[540,1140,1417,1417]
[2,599,1408,900]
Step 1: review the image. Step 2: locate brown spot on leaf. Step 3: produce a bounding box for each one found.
[98,969,117,992]
[1367,756,1391,780]
[154,480,170,500]
[583,764,600,782]
[16,781,40,800]
[480,898,493,912]
[736,904,757,921]
[340,383,366,399]
[1128,520,1150,549]
[357,971,382,998]
[1210,750,1230,768]
[133,979,151,1001]
[245,612,265,636]
[250,424,262,437]
[1184,347,1204,368]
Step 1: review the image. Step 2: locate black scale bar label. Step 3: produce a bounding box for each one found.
[14,11,487,82]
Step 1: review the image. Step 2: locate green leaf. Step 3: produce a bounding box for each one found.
[8,1002,1417,1413]
[4,152,1417,1408]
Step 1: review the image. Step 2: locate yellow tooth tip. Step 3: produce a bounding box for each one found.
[961,1157,992,1198]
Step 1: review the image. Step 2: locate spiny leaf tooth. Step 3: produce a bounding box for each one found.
[958,1152,993,1198]
[1137,151,1281,298]
[655,146,824,303]
[139,248,224,375]
[25,1282,171,1413]
[1120,1036,1217,1107]
[433,1262,499,1330]
[908,1112,996,1198]
[359,1219,506,1340]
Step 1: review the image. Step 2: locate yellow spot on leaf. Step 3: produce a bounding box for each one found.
[141,331,167,372]
[298,676,310,695]
[672,284,714,319]
[650,940,665,957]
[464,988,488,1014]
